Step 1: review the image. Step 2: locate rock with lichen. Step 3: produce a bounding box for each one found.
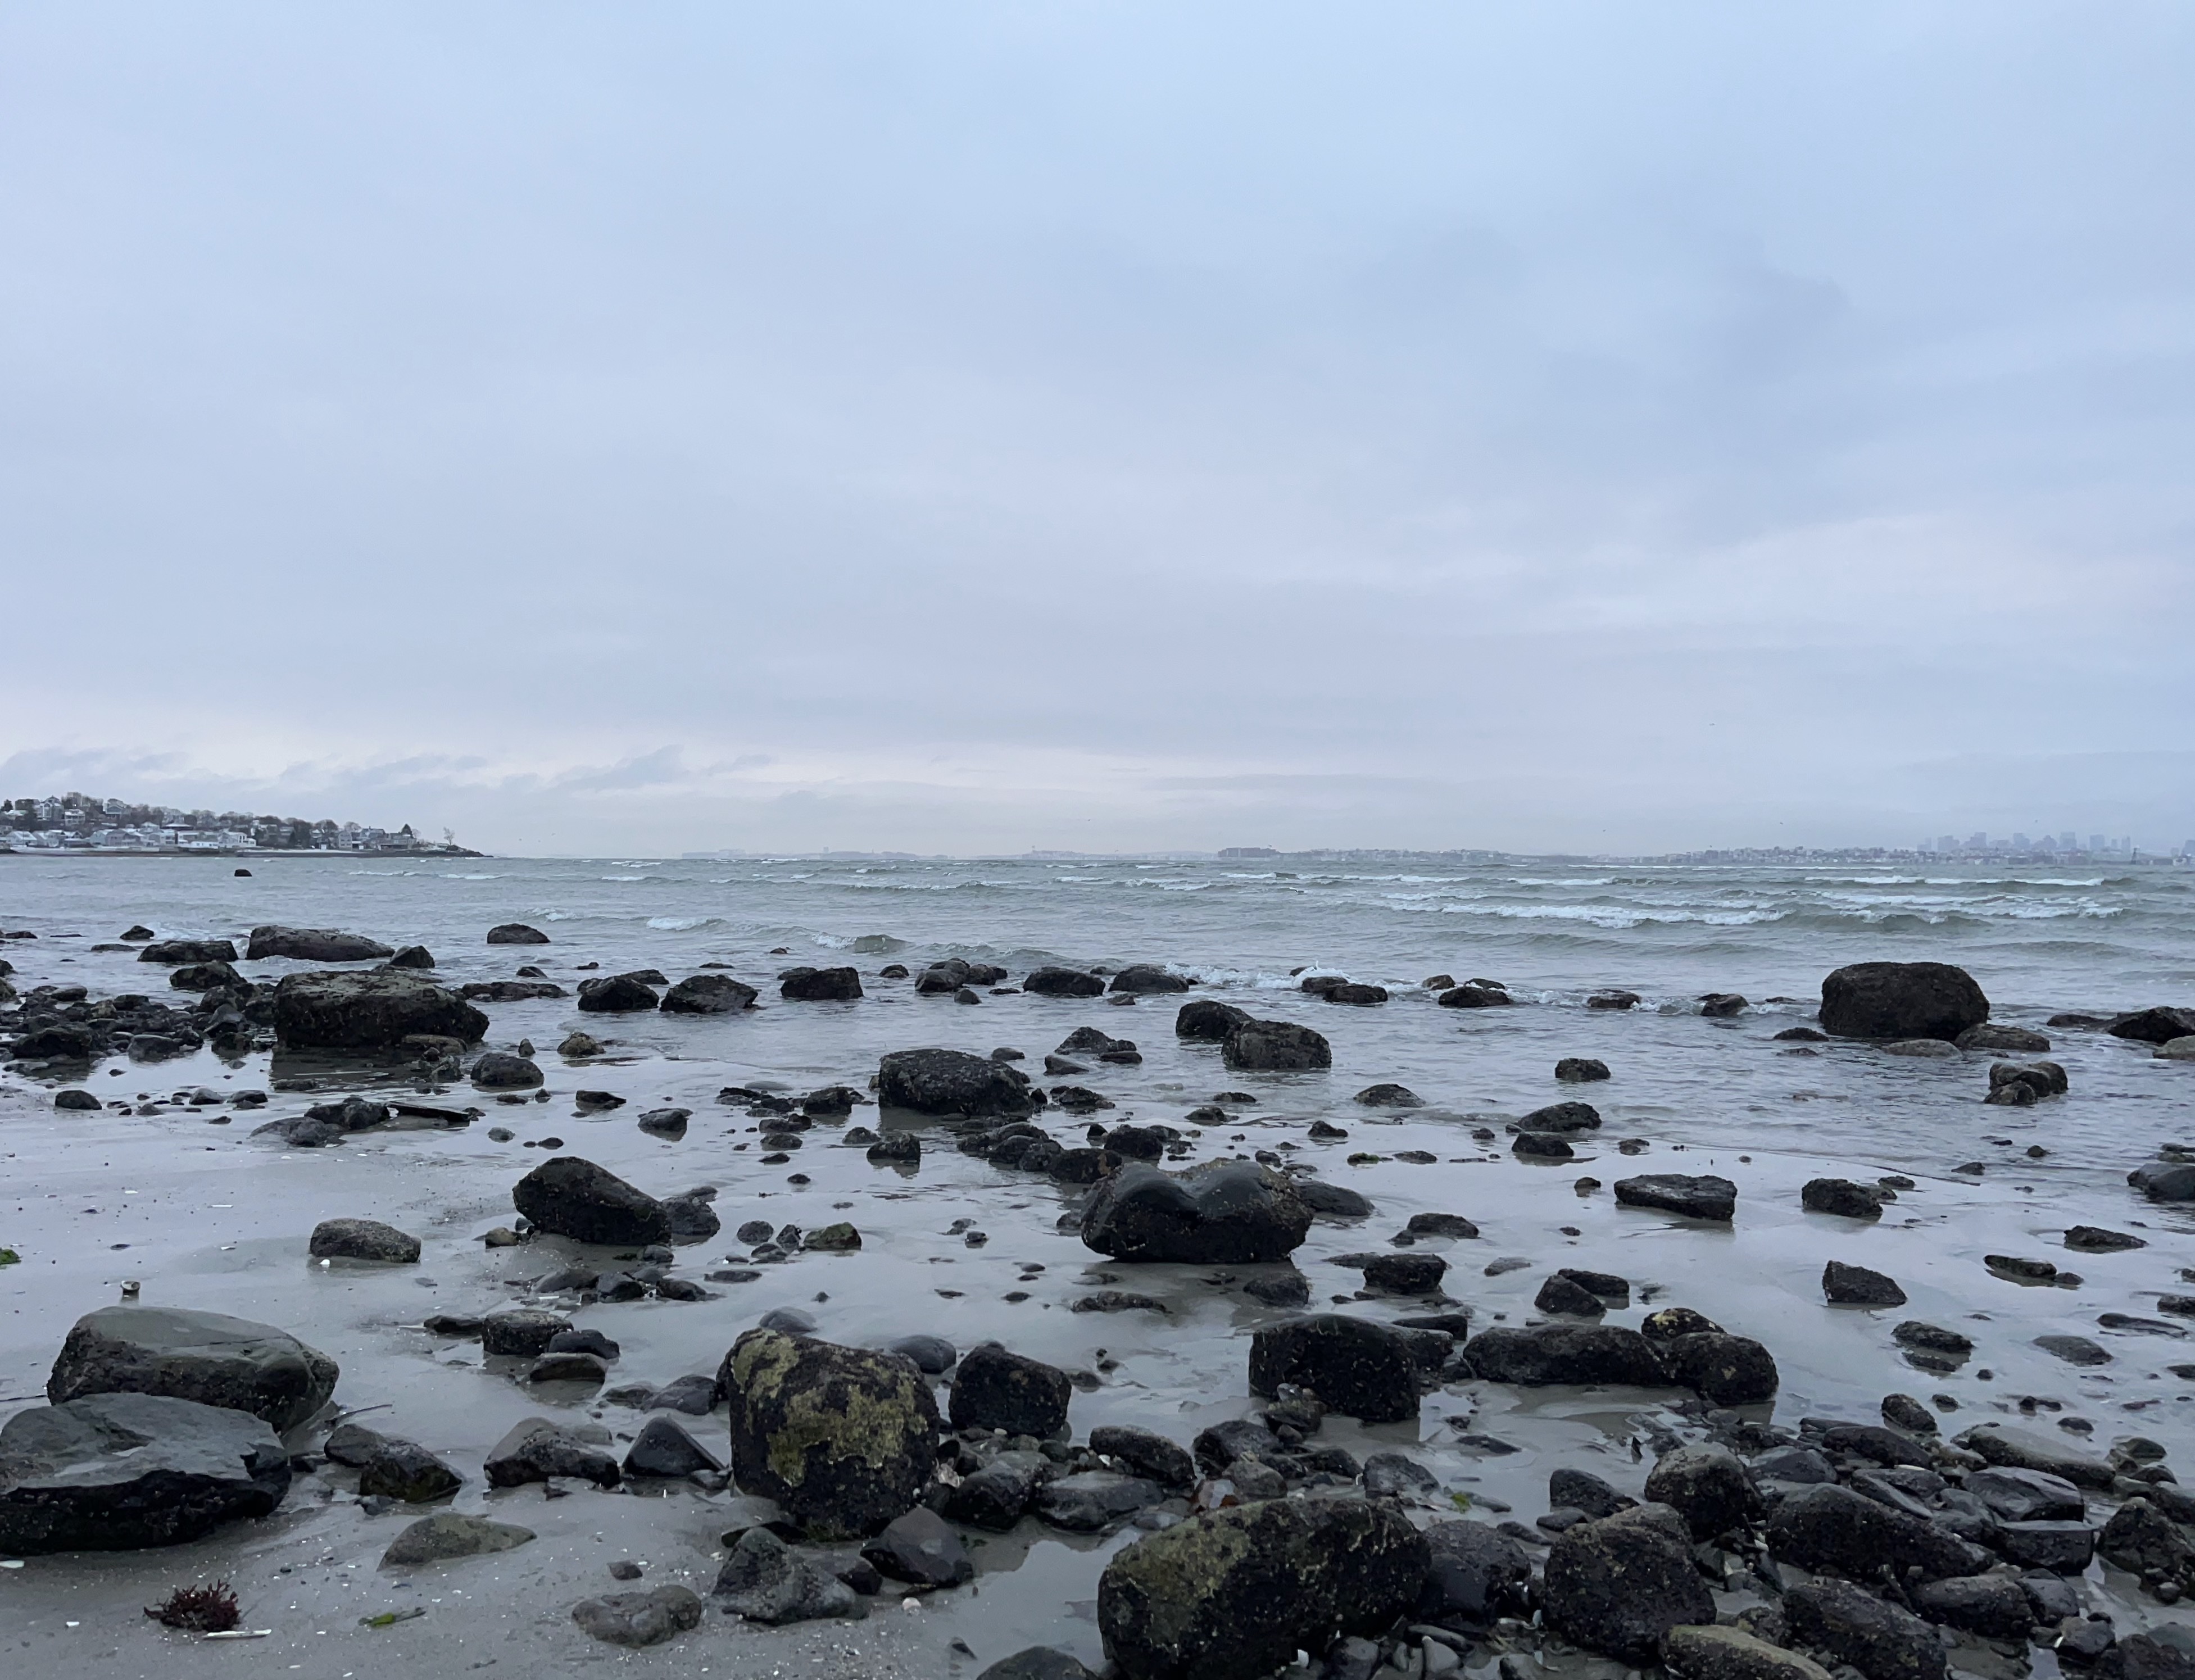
[718,1329,938,1540]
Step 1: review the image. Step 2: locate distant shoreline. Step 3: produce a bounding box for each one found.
[0,846,487,860]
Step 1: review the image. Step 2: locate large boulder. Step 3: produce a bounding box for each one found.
[1248,1315,1420,1423]
[1820,962,1989,1042]
[309,1218,420,1263]
[1097,1497,1428,1680]
[661,974,758,1014]
[1463,1324,1669,1387]
[139,938,239,965]
[1783,1579,1945,1680]
[1615,1174,1736,1222]
[1176,998,1253,1040]
[878,1048,1035,1118]
[1542,1503,1714,1661]
[720,1329,938,1538]
[1025,967,1106,997]
[1766,1483,1993,1581]
[577,973,661,1012]
[246,925,393,962]
[47,1306,338,1431]
[511,1157,673,1246]
[1222,1019,1332,1071]
[1082,1161,1312,1263]
[271,970,488,1050]
[949,1343,1072,1437]
[487,923,551,944]
[484,1417,619,1487]
[779,966,863,1001]
[1413,1519,1533,1627]
[0,1392,290,1554]
[1657,1332,1779,1405]
[1110,965,1190,995]
[711,1526,860,1624]
[2110,1007,2195,1045]
[1644,1443,1759,1538]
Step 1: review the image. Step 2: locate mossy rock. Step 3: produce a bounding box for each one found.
[720,1329,938,1539]
[1098,1497,1426,1680]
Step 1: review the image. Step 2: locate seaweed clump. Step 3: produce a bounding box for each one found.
[147,1581,240,1632]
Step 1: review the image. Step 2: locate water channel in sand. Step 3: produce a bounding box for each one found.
[2,854,2192,1676]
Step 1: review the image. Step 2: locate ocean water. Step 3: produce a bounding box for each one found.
[3,852,2194,1674]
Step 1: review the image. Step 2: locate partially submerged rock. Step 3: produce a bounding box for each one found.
[1614,1174,1736,1221]
[1248,1314,1420,1423]
[272,970,488,1050]
[1464,1323,1668,1387]
[1082,1161,1312,1263]
[1221,1018,1332,1071]
[512,1156,673,1246]
[878,1047,1036,1117]
[247,925,393,962]
[1820,961,1989,1042]
[309,1218,420,1263]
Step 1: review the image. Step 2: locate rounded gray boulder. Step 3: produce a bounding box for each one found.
[47,1305,338,1431]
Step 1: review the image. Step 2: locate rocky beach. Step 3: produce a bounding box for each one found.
[2,853,2194,1680]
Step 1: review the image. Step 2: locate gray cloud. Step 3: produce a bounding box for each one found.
[3,3,2190,852]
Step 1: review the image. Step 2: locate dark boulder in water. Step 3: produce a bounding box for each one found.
[1221,1018,1331,1071]
[1464,1323,1668,1387]
[1521,1100,1601,1133]
[1437,984,1513,1009]
[487,923,550,944]
[139,938,239,965]
[0,1392,291,1554]
[1698,992,1748,1017]
[471,1051,544,1089]
[1175,998,1251,1040]
[386,944,436,969]
[1802,1178,1886,1219]
[661,974,758,1013]
[1024,967,1105,997]
[1555,1057,1611,1082]
[1957,1021,2051,1052]
[1096,1497,1427,1680]
[1820,961,1990,1042]
[271,970,488,1050]
[2107,1006,2195,1045]
[878,1047,1035,1117]
[246,925,392,962]
[1614,1173,1735,1221]
[1082,1160,1312,1263]
[169,960,242,992]
[1770,1482,1993,1582]
[1823,1260,1907,1306]
[512,1157,673,1246]
[578,973,661,1012]
[778,966,862,1001]
[1249,1314,1420,1422]
[1109,964,1189,994]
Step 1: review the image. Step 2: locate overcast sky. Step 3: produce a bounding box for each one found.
[4,3,2192,855]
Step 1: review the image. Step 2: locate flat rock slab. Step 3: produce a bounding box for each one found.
[573,1584,704,1646]
[0,1391,290,1554]
[272,969,488,1049]
[47,1305,339,1431]
[1614,1174,1736,1221]
[381,1512,535,1567]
